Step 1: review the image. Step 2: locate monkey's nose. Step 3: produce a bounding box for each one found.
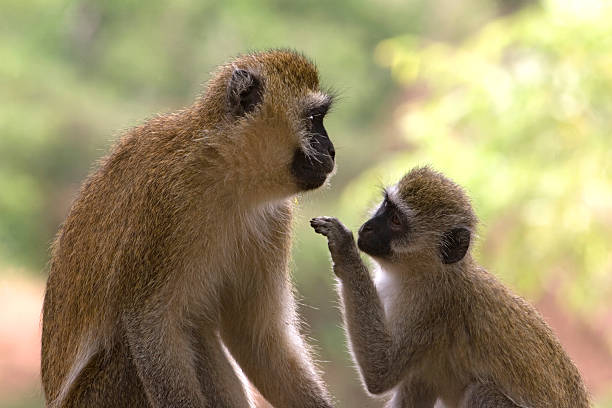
[358,223,373,236]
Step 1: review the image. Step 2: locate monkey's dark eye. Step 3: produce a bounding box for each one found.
[306,106,327,125]
[390,212,402,227]
[307,113,323,123]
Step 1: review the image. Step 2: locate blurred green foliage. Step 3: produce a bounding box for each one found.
[2,0,612,406]
[0,0,437,270]
[339,0,612,316]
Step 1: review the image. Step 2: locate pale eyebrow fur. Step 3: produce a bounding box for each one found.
[385,184,413,218]
[368,199,384,217]
[303,91,334,114]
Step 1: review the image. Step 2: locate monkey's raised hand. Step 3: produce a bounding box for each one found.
[311,217,361,273]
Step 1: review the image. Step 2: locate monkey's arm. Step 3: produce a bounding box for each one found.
[123,304,207,408]
[339,258,411,395]
[221,271,334,408]
[311,217,418,395]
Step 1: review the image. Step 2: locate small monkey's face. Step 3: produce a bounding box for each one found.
[357,190,408,258]
[359,167,477,265]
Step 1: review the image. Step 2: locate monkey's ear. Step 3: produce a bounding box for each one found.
[439,228,470,264]
[228,68,263,117]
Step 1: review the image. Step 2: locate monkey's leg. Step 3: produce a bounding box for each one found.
[459,383,520,408]
[192,329,253,408]
[62,335,149,408]
[385,379,437,408]
[221,291,333,408]
[123,310,208,408]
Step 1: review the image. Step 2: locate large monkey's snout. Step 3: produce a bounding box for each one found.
[291,96,335,191]
[291,135,335,191]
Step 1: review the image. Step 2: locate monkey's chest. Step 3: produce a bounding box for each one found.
[374,268,405,318]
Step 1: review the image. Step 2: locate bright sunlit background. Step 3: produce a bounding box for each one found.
[2,0,612,407]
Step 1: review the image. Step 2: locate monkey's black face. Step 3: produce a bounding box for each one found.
[357,196,407,258]
[291,106,335,191]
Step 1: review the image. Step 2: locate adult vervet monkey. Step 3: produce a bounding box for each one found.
[42,49,336,408]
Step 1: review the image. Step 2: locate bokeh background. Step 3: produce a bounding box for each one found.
[2,0,612,406]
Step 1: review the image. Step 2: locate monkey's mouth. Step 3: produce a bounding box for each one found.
[297,172,329,190]
[357,235,391,257]
[291,150,335,191]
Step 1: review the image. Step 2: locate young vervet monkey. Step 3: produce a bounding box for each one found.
[42,49,337,408]
[311,166,589,408]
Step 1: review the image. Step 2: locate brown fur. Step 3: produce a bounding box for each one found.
[42,50,334,408]
[312,166,589,408]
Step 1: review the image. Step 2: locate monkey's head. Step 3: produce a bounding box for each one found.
[200,50,336,198]
[357,167,477,266]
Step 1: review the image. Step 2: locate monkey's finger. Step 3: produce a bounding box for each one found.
[310,217,332,229]
[311,216,344,229]
[320,216,350,232]
[318,216,341,224]
[310,220,330,235]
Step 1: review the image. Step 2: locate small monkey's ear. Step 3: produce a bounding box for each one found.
[228,68,263,117]
[439,228,470,264]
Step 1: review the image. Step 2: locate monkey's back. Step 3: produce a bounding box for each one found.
[458,267,590,408]
[41,113,296,405]
[41,114,211,403]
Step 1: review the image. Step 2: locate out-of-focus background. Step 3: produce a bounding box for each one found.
[2,0,612,406]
